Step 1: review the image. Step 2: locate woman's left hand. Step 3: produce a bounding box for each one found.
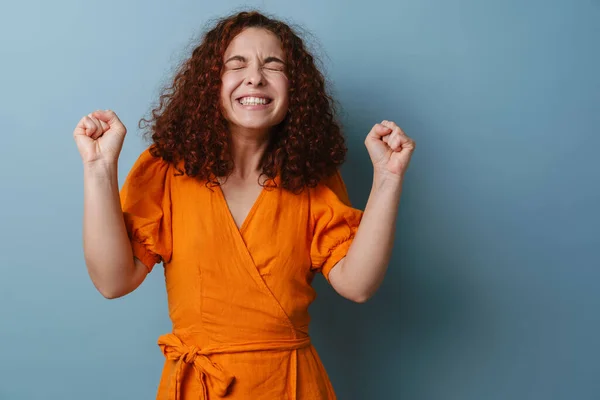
[364,120,416,181]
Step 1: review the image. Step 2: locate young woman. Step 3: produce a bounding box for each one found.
[73,10,415,400]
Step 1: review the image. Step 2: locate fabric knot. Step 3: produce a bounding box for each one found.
[157,333,235,400]
[183,346,199,363]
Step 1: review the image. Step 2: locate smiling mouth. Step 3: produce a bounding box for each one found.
[237,96,273,106]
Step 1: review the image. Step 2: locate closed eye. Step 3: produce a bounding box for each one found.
[224,55,285,72]
[263,57,286,72]
[225,55,246,70]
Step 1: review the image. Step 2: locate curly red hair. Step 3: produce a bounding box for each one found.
[139,11,347,192]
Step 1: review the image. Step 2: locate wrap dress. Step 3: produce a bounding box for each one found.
[120,149,363,399]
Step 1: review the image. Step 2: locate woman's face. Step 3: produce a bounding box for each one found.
[220,27,289,135]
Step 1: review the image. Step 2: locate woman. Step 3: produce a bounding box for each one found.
[73,10,415,400]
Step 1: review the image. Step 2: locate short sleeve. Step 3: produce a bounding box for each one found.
[310,170,363,282]
[120,148,173,272]
[321,168,352,206]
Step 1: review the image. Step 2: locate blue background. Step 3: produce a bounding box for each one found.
[1,0,598,399]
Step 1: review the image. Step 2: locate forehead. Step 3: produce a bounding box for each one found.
[224,27,284,58]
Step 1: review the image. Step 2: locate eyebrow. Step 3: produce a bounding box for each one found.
[224,55,286,65]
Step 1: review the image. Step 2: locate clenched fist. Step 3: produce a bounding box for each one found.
[73,110,127,165]
[364,120,416,180]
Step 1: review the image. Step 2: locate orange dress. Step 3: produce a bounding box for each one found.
[120,149,363,399]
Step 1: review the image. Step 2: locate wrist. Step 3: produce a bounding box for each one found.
[83,160,119,180]
[372,170,404,192]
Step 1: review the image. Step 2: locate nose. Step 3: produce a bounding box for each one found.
[245,64,265,87]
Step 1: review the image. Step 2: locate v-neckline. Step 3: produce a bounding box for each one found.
[216,183,267,234]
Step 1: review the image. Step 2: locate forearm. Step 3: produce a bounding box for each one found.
[82,162,140,297]
[338,173,403,301]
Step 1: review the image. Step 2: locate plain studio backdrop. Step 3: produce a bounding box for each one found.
[1,0,598,399]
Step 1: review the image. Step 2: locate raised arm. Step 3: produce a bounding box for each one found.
[328,121,416,302]
[74,110,147,299]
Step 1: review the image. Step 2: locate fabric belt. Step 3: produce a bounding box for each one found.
[157,333,312,399]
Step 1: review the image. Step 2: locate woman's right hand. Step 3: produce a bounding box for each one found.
[73,109,127,166]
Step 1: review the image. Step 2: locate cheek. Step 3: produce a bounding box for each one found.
[275,78,290,107]
[220,74,240,102]
[219,84,235,121]
[219,83,239,119]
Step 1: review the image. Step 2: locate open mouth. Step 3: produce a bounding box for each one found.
[237,96,273,106]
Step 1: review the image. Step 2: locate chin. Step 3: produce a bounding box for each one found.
[233,117,284,132]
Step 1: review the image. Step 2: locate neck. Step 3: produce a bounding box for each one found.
[227,125,271,180]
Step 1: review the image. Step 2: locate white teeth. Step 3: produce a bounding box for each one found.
[239,96,269,106]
